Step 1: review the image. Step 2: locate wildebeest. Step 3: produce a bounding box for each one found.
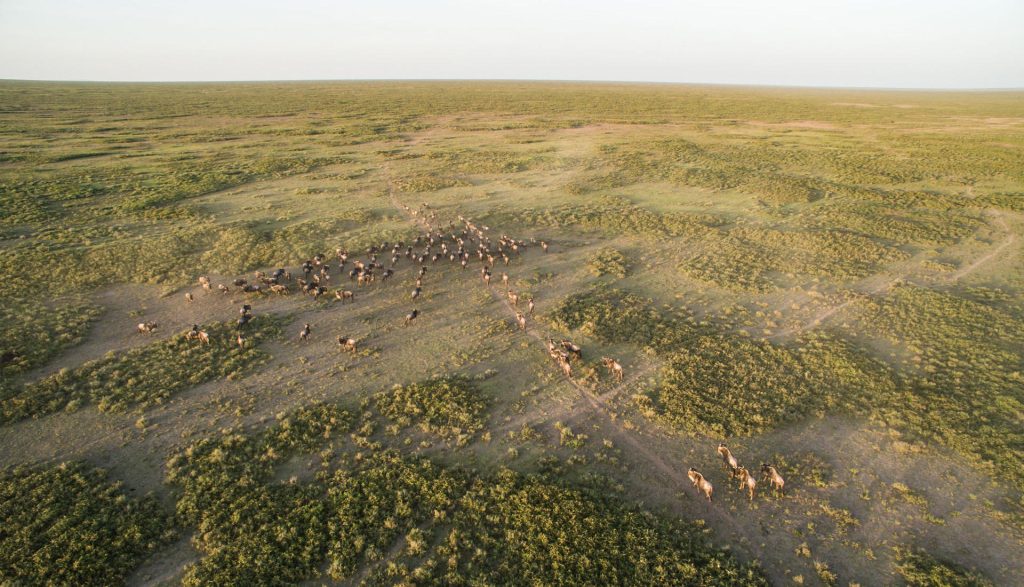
[337,336,357,353]
[688,468,713,501]
[335,289,354,303]
[411,287,421,300]
[561,340,582,361]
[299,323,311,342]
[527,298,535,315]
[601,357,623,382]
[717,443,739,475]
[404,309,419,326]
[137,322,158,334]
[218,284,230,294]
[236,333,245,349]
[736,467,757,501]
[184,292,194,303]
[761,464,785,496]
[515,312,526,331]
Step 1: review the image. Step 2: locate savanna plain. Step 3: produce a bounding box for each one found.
[1,81,1022,586]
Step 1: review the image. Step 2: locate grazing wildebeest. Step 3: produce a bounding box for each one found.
[184,292,194,303]
[270,284,289,295]
[198,276,211,291]
[411,287,421,300]
[137,322,158,334]
[736,467,757,501]
[404,309,419,326]
[337,336,357,353]
[717,443,739,475]
[335,289,354,303]
[197,330,210,345]
[299,323,311,342]
[218,284,230,294]
[761,464,785,496]
[688,468,713,501]
[601,357,623,382]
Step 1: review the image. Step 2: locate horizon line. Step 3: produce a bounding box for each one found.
[1,77,1022,92]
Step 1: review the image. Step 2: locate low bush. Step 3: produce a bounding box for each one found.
[0,462,174,585]
[374,375,489,440]
[0,317,280,423]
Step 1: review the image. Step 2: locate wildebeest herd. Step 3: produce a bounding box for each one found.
[685,443,786,502]
[137,201,784,505]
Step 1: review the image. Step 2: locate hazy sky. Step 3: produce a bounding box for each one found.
[1,0,1021,88]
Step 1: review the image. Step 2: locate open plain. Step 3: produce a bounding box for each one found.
[1,81,1022,585]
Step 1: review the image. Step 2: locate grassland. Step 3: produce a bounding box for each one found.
[0,81,1022,585]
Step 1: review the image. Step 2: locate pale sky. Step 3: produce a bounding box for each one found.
[0,0,1021,88]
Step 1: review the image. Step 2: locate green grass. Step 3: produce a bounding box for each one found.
[549,287,1024,489]
[894,547,993,587]
[0,299,101,377]
[0,461,175,585]
[374,375,489,442]
[587,247,630,278]
[0,317,280,423]
[166,398,763,585]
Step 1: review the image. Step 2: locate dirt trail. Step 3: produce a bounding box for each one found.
[381,165,772,569]
[948,210,1016,281]
[772,208,1016,340]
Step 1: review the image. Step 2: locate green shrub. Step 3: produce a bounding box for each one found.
[587,247,629,278]
[374,375,489,440]
[0,462,174,585]
[894,547,993,587]
[0,318,280,423]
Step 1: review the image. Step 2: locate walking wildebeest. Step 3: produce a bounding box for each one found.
[761,464,785,496]
[137,322,158,334]
[299,323,311,342]
[688,468,713,501]
[337,336,357,353]
[404,309,419,326]
[601,357,623,382]
[736,467,757,501]
[717,443,739,475]
[561,340,582,361]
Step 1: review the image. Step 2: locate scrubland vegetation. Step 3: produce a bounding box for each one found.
[1,81,1021,585]
[0,317,280,423]
[0,462,175,585]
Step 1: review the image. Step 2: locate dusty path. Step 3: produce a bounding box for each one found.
[772,208,1016,340]
[381,164,773,570]
[948,210,1016,281]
